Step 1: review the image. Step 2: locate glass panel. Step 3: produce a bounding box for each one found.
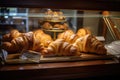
[0,7,120,63]
[0,7,120,59]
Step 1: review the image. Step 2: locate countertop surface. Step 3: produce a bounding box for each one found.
[0,57,120,80]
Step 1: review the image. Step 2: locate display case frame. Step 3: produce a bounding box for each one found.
[0,0,120,11]
[0,0,120,80]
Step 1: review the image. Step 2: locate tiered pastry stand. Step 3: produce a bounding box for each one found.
[42,19,67,40]
[43,29,65,40]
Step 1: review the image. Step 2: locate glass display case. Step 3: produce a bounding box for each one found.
[0,1,120,80]
[0,8,28,47]
[0,7,120,64]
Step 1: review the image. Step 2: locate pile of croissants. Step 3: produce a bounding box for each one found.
[1,28,107,56]
[42,22,68,30]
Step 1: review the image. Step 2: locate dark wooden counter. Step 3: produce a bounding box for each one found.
[0,59,120,80]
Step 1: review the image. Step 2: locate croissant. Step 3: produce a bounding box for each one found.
[76,28,91,37]
[40,33,53,47]
[66,34,80,44]
[59,23,68,30]
[33,29,53,48]
[2,32,34,53]
[54,23,68,30]
[57,29,74,41]
[73,34,107,55]
[42,22,52,29]
[54,24,60,28]
[2,29,22,42]
[2,29,53,53]
[62,23,68,30]
[57,29,79,44]
[59,25,65,30]
[42,39,80,56]
[32,29,44,51]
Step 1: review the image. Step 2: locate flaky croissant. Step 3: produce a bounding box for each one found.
[53,23,68,30]
[42,39,80,56]
[73,34,107,55]
[57,30,79,44]
[33,29,53,48]
[57,29,74,41]
[2,29,22,42]
[2,29,53,53]
[65,34,79,44]
[2,32,35,53]
[76,28,91,37]
[42,22,53,29]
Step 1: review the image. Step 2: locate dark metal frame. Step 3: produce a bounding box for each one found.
[0,0,120,11]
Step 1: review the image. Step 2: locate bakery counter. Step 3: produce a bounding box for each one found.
[0,59,120,80]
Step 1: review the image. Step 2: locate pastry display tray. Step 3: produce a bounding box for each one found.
[5,53,115,64]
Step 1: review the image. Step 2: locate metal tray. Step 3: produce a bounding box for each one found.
[5,53,114,64]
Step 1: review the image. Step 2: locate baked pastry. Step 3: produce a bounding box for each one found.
[44,9,66,21]
[57,29,74,41]
[32,30,44,51]
[76,28,91,37]
[33,29,53,48]
[62,23,68,30]
[52,12,59,20]
[2,32,35,53]
[45,9,53,20]
[53,24,68,30]
[57,29,78,44]
[66,34,79,44]
[58,12,66,20]
[54,24,60,28]
[42,22,53,29]
[73,34,107,55]
[2,29,22,42]
[42,39,80,56]
[2,29,53,53]
[2,32,33,53]
[58,25,65,30]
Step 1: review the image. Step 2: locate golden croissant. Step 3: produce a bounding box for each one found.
[2,32,35,53]
[2,29,53,53]
[33,29,53,48]
[76,28,91,37]
[57,29,75,42]
[73,34,107,55]
[57,30,79,44]
[2,29,22,42]
[42,22,53,29]
[42,39,80,56]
